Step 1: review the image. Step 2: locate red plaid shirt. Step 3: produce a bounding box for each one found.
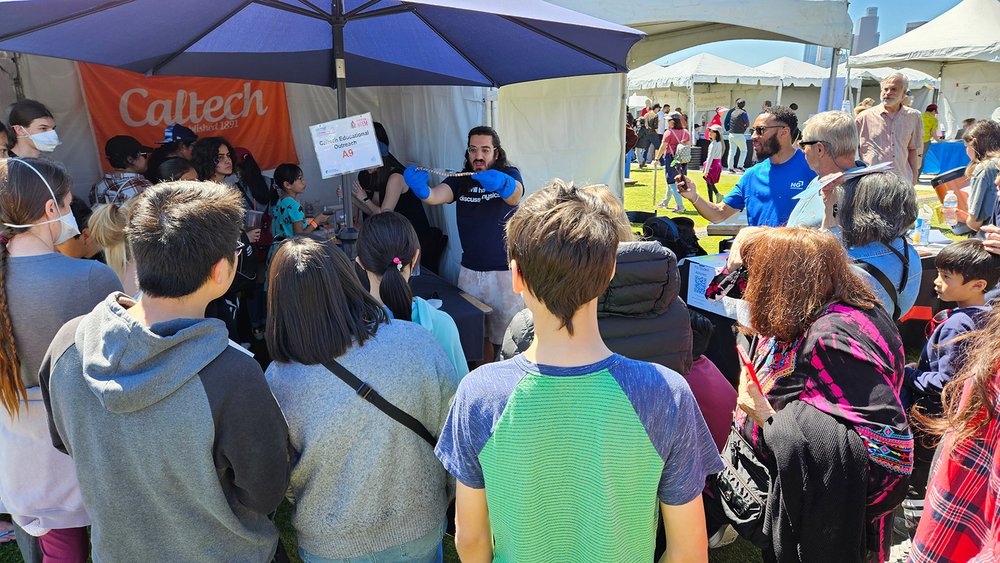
[910,377,1000,562]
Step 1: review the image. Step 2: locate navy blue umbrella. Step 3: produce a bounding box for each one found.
[0,0,643,242]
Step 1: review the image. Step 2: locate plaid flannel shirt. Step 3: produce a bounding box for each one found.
[910,380,1000,562]
[90,172,153,206]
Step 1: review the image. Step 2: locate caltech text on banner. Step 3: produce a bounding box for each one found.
[78,62,297,172]
[309,113,382,179]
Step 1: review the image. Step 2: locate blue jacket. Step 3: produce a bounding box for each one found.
[411,297,469,379]
[902,306,990,413]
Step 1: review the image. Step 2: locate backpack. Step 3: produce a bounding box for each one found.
[730,109,749,134]
[642,216,706,259]
[724,109,735,132]
[669,130,692,164]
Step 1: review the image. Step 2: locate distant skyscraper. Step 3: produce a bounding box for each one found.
[905,21,927,33]
[802,45,845,69]
[853,7,880,54]
[803,44,819,65]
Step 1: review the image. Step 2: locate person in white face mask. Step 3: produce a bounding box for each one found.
[0,158,122,563]
[8,99,60,159]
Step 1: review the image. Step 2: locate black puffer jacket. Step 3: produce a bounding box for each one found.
[500,241,693,374]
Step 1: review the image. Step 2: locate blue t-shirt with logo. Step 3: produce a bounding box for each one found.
[444,166,522,272]
[722,150,816,227]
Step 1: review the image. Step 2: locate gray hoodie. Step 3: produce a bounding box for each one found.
[40,294,290,563]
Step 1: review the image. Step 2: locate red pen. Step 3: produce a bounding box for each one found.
[736,345,765,396]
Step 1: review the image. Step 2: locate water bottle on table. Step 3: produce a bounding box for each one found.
[914,205,933,244]
[942,190,958,227]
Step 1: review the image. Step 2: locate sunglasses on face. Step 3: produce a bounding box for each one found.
[751,125,785,136]
[799,140,824,148]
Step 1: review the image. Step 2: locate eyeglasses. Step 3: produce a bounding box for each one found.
[215,153,232,164]
[751,125,785,136]
[799,140,825,148]
[467,146,495,155]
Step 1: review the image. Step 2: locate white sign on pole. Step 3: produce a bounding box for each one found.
[309,112,382,179]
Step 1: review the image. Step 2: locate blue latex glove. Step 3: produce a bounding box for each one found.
[403,166,431,200]
[471,169,517,199]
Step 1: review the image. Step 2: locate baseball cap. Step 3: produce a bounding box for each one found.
[105,135,153,161]
[233,147,252,164]
[708,124,723,132]
[158,124,198,144]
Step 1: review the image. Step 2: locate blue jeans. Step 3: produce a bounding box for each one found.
[625,150,635,179]
[661,160,687,208]
[299,521,445,563]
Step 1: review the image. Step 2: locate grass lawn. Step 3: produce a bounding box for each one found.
[623,166,739,254]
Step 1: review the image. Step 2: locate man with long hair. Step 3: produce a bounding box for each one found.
[402,126,525,362]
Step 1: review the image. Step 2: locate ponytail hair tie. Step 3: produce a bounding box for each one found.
[392,257,403,271]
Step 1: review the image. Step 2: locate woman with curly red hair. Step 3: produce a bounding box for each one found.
[705,227,912,562]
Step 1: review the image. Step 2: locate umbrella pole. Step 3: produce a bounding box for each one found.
[332,1,358,256]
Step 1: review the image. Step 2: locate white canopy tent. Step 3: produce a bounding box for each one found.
[754,57,938,115]
[757,57,847,88]
[499,0,853,198]
[629,54,781,91]
[849,0,1000,135]
[626,54,780,132]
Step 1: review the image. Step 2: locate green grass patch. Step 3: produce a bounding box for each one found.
[624,167,740,253]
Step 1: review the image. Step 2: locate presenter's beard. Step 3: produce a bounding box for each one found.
[472,159,487,171]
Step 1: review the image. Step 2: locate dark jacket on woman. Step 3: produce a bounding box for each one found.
[500,241,693,374]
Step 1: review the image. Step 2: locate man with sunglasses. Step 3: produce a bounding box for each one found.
[677,106,815,227]
[403,126,524,362]
[787,111,867,228]
[90,135,154,206]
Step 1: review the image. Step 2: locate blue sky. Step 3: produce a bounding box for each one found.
[656,0,961,67]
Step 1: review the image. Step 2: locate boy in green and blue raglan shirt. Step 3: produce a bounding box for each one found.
[435,180,723,561]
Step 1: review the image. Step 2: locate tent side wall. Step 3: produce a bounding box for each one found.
[498,73,627,198]
[940,61,1000,130]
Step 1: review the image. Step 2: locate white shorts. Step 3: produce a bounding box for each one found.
[457,266,525,346]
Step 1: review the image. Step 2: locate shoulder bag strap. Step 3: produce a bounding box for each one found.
[881,238,910,293]
[321,359,437,447]
[853,260,901,321]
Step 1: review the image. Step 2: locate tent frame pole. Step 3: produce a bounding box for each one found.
[332,0,358,255]
[825,48,840,111]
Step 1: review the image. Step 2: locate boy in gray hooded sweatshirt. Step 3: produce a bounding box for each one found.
[40,181,290,562]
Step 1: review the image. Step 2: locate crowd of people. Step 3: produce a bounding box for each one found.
[0,72,999,563]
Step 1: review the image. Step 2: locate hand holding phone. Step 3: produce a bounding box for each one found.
[736,345,765,396]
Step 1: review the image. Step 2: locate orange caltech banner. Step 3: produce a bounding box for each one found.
[78,62,297,172]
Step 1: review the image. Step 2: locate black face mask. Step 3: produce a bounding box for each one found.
[705,265,748,301]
